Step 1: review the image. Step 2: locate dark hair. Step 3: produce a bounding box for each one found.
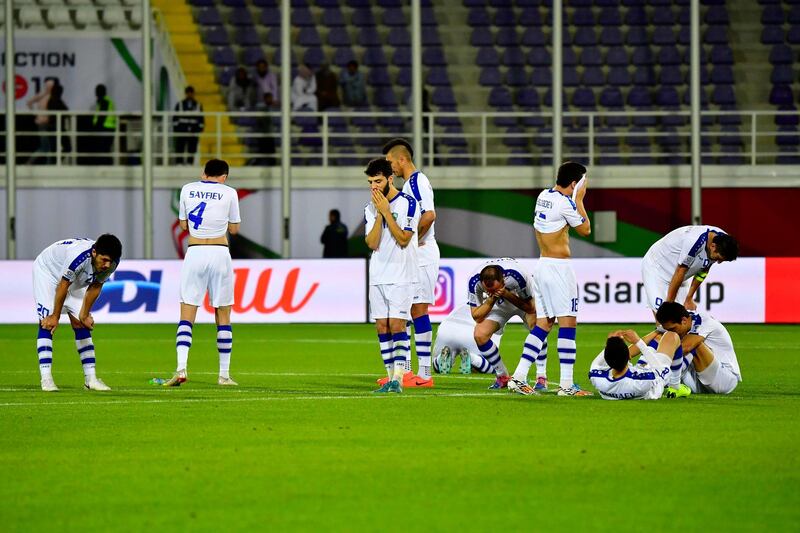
[330,209,341,221]
[713,233,739,261]
[382,137,414,159]
[480,265,503,285]
[347,60,358,68]
[95,84,106,97]
[94,233,122,263]
[655,301,690,325]
[204,159,229,177]
[364,158,393,178]
[603,337,630,372]
[185,86,195,93]
[556,161,587,188]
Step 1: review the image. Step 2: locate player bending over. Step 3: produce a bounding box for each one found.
[364,158,421,393]
[510,161,592,396]
[642,225,738,313]
[589,329,675,400]
[165,159,241,387]
[432,304,501,375]
[654,302,742,397]
[467,258,549,393]
[33,234,122,391]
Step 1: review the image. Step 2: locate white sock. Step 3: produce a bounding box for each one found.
[378,333,394,378]
[217,325,232,378]
[535,340,548,378]
[74,328,96,381]
[514,326,548,382]
[176,320,193,372]
[37,327,53,380]
[477,339,507,376]
[557,327,577,389]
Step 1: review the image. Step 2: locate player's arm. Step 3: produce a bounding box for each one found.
[383,211,413,247]
[42,277,72,332]
[470,295,498,323]
[682,270,708,311]
[627,330,660,357]
[572,178,591,237]
[178,188,188,231]
[665,264,689,302]
[498,289,535,315]
[365,211,382,250]
[78,282,103,329]
[228,223,240,235]
[418,210,436,241]
[681,333,705,353]
[228,192,242,236]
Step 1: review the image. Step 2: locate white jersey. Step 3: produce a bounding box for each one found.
[534,188,586,234]
[589,347,671,400]
[365,192,420,285]
[402,170,439,266]
[34,238,117,289]
[178,180,241,239]
[467,258,533,307]
[688,310,741,380]
[644,225,726,282]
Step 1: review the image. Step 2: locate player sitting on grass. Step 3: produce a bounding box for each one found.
[33,234,122,392]
[654,302,742,397]
[589,329,675,400]
[433,303,504,375]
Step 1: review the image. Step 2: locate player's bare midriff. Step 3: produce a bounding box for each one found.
[188,235,229,246]
[536,226,572,259]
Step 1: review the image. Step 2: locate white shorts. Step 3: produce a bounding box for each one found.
[180,245,234,307]
[533,258,578,318]
[369,283,413,320]
[485,303,528,335]
[432,323,502,360]
[413,263,438,304]
[683,356,740,394]
[641,257,691,311]
[32,261,84,319]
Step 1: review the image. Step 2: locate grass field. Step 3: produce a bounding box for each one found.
[1,322,799,532]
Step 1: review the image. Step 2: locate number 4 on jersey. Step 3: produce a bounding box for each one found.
[188,202,207,230]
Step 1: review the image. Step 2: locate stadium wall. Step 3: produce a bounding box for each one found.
[2,257,798,324]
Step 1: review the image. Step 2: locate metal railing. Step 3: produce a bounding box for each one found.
[3,108,799,167]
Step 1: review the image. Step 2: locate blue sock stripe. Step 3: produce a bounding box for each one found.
[217,325,232,332]
[394,345,410,352]
[521,353,536,363]
[81,357,96,364]
[523,343,542,354]
[392,332,409,342]
[530,326,549,342]
[380,348,393,354]
[485,348,499,359]
[37,328,53,340]
[39,357,53,364]
[77,345,94,354]
[670,364,683,370]
[477,340,494,352]
[178,320,193,327]
[37,346,53,353]
[378,333,392,342]
[559,358,576,364]
[412,314,433,334]
[675,345,683,358]
[177,331,193,338]
[218,348,232,354]
[536,354,547,361]
[73,328,92,340]
[415,341,432,346]
[176,341,192,348]
[217,337,233,344]
[557,348,577,354]
[558,327,577,340]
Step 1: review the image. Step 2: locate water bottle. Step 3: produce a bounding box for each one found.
[149,377,166,385]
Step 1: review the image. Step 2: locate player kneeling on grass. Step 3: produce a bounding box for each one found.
[654,302,742,398]
[589,329,675,400]
[432,303,507,376]
[364,158,422,393]
[165,159,241,387]
[33,234,122,392]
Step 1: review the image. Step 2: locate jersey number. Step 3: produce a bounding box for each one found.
[571,298,579,313]
[188,202,207,230]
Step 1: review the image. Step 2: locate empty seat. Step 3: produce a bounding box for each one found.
[479,67,502,86]
[46,6,73,28]
[73,6,100,27]
[476,47,499,67]
[502,48,525,66]
[521,27,546,47]
[205,26,230,45]
[582,67,605,86]
[761,25,784,45]
[328,27,351,47]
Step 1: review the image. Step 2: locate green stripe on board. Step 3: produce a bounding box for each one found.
[231,234,281,259]
[111,38,142,82]
[436,190,534,225]
[436,242,485,258]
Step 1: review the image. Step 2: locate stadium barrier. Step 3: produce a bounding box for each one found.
[2,257,798,324]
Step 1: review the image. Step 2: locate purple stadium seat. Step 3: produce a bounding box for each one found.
[328,27,351,47]
[351,8,374,26]
[527,48,551,67]
[718,145,745,165]
[769,85,794,106]
[521,28,546,47]
[704,26,728,45]
[761,26,784,45]
[298,27,322,47]
[705,5,729,24]
[205,26,230,46]
[775,106,799,126]
[496,29,519,47]
[772,65,795,85]
[493,107,517,128]
[595,0,621,6]
[656,86,681,106]
[505,68,529,87]
[516,88,539,108]
[656,46,681,65]
[582,67,605,86]
[519,8,541,25]
[508,149,534,166]
[710,65,734,84]
[653,26,676,46]
[302,48,325,67]
[488,87,513,107]
[633,67,656,85]
[711,85,736,106]
[600,27,624,46]
[533,127,552,148]
[480,67,502,86]
[468,7,490,26]
[471,28,494,47]
[682,87,709,106]
[626,27,649,46]
[432,87,457,107]
[788,26,800,45]
[626,127,651,147]
[595,128,620,148]
[374,88,397,107]
[395,67,411,86]
[503,48,526,66]
[572,7,594,25]
[362,47,387,66]
[229,7,253,26]
[563,67,580,86]
[718,126,743,147]
[562,29,574,46]
[628,86,653,107]
[426,67,450,86]
[717,106,741,126]
[388,30,410,47]
[440,127,467,148]
[367,67,391,86]
[291,0,309,7]
[196,8,223,26]
[580,48,602,66]
[574,28,597,46]
[628,148,655,165]
[359,28,381,47]
[769,44,794,64]
[291,8,314,26]
[422,7,438,26]
[572,87,596,109]
[762,5,785,24]
[494,8,516,26]
[562,47,578,66]
[659,66,683,85]
[217,66,235,85]
[259,9,280,27]
[377,0,403,6]
[504,127,529,148]
[423,47,447,66]
[422,27,441,46]
[652,8,675,25]
[606,47,628,66]
[677,26,691,46]
[599,87,624,108]
[242,46,264,65]
[776,126,800,147]
[476,47,499,67]
[625,7,647,26]
[190,0,214,6]
[212,46,236,66]
[531,67,551,86]
[598,7,622,26]
[607,67,632,86]
[321,9,345,27]
[382,8,407,26]
[392,47,411,67]
[709,45,734,65]
[238,26,263,46]
[333,47,355,67]
[790,6,800,24]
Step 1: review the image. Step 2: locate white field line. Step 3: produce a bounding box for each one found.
[0,391,510,408]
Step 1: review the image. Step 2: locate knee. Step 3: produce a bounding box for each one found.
[474,332,490,346]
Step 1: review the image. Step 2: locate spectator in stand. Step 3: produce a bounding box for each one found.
[253,59,279,107]
[173,86,204,165]
[26,78,57,164]
[227,67,256,111]
[340,60,367,107]
[292,64,318,112]
[315,63,340,111]
[92,84,116,165]
[320,209,349,258]
[47,83,70,162]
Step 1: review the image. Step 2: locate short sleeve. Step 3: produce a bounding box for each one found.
[364,204,376,234]
[410,175,435,214]
[678,232,705,267]
[229,190,242,224]
[467,274,481,307]
[178,187,187,221]
[61,247,91,283]
[559,196,585,228]
[401,197,418,233]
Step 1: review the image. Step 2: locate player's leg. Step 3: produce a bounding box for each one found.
[474,319,508,389]
[689,343,738,394]
[370,286,396,385]
[510,315,552,395]
[410,263,437,379]
[33,267,58,391]
[67,312,110,391]
[165,303,198,386]
[208,248,236,385]
[215,306,237,386]
[523,312,550,391]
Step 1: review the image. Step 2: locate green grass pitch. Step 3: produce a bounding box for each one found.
[1,323,799,531]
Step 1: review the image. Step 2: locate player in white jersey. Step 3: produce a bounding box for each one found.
[432,304,501,376]
[466,258,548,392]
[642,225,738,312]
[655,302,742,396]
[589,329,676,400]
[364,158,421,393]
[32,234,122,391]
[164,159,241,387]
[510,162,593,397]
[383,138,440,385]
